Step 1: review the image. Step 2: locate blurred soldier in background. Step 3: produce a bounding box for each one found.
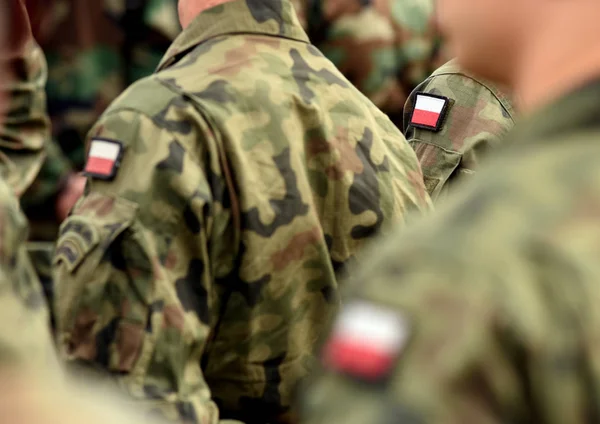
[298,0,600,422]
[18,0,180,323]
[52,0,430,422]
[0,0,48,197]
[21,0,181,243]
[293,0,448,126]
[0,0,56,371]
[0,0,55,317]
[403,59,516,202]
[0,3,174,423]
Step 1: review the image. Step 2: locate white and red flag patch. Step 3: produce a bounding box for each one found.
[83,138,124,180]
[409,92,450,131]
[322,300,409,381]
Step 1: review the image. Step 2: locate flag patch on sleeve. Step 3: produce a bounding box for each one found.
[83,138,124,180]
[322,300,410,381]
[409,93,450,131]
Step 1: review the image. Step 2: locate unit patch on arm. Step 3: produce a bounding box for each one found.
[322,300,410,382]
[409,93,450,132]
[83,138,124,180]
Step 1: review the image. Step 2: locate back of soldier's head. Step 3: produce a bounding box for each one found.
[437,0,600,89]
[177,0,234,27]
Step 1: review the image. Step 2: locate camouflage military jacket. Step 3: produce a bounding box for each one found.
[0,177,57,370]
[300,77,600,424]
[403,60,516,202]
[52,0,430,423]
[0,0,49,197]
[292,0,447,126]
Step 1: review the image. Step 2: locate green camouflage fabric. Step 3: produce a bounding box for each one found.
[52,0,430,422]
[0,8,49,198]
[41,0,180,166]
[0,0,54,370]
[21,0,180,241]
[0,177,57,370]
[0,7,188,423]
[292,0,447,125]
[299,77,600,424]
[404,59,516,202]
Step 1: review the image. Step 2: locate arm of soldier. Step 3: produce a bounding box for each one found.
[0,180,58,372]
[298,231,522,424]
[52,108,224,423]
[0,1,50,196]
[403,64,515,202]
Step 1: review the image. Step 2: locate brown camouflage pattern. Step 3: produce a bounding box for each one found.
[39,0,180,165]
[21,0,180,242]
[293,0,448,125]
[0,1,53,370]
[52,0,430,423]
[0,0,49,198]
[299,77,600,424]
[0,5,198,424]
[404,59,516,202]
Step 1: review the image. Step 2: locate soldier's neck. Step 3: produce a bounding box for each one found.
[179,0,236,28]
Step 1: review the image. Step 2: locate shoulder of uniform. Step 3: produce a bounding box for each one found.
[84,76,211,181]
[429,59,463,77]
[404,63,515,147]
[100,75,187,121]
[425,61,516,120]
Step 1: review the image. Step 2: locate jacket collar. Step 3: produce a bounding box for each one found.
[157,0,309,71]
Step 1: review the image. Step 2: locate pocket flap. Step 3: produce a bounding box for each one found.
[54,192,138,273]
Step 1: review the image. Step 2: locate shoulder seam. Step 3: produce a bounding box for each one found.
[98,77,185,127]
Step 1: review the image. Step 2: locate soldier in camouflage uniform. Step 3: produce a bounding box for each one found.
[21,0,180,242]
[1,0,49,198]
[0,179,57,373]
[0,0,56,379]
[0,160,168,424]
[292,0,447,126]
[403,59,516,202]
[0,158,167,424]
[0,3,228,422]
[1,1,57,309]
[298,1,600,423]
[52,0,430,422]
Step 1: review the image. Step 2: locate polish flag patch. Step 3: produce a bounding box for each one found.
[322,301,410,381]
[409,92,450,132]
[83,138,124,180]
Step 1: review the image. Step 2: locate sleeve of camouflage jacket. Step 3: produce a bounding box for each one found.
[403,60,516,203]
[299,257,519,424]
[297,183,595,424]
[0,178,59,371]
[0,0,50,196]
[52,102,227,423]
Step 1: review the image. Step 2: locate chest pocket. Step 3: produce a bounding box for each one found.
[410,139,462,203]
